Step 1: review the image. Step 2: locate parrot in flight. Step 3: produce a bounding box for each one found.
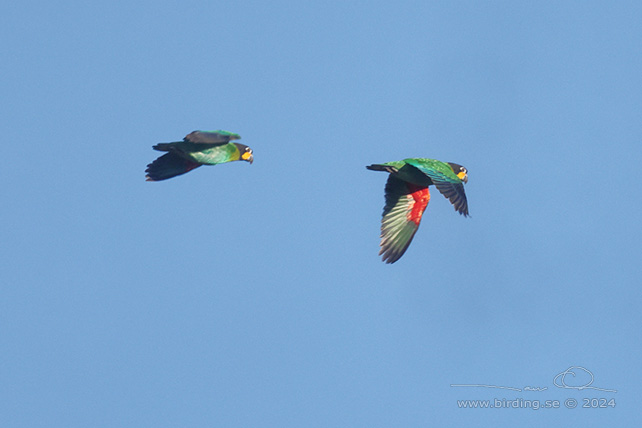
[367,158,469,263]
[145,130,253,181]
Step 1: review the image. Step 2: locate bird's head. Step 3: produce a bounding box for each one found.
[236,144,254,164]
[448,162,468,183]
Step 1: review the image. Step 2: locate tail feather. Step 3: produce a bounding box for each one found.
[145,152,201,181]
[366,164,398,173]
[152,142,178,152]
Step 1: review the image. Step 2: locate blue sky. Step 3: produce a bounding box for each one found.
[2,1,641,426]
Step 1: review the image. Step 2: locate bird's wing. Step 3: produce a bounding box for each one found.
[183,130,240,144]
[379,175,431,264]
[145,152,202,181]
[404,159,468,216]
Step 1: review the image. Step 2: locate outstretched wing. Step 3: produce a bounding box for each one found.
[145,152,202,181]
[404,159,468,216]
[379,175,431,264]
[184,130,241,144]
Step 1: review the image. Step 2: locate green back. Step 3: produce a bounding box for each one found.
[403,158,461,183]
[404,158,468,216]
[183,142,240,165]
[200,130,241,140]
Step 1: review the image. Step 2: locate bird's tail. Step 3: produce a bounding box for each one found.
[366,164,399,173]
[152,142,178,152]
[145,152,201,181]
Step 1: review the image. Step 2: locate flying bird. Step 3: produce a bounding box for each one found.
[367,158,469,263]
[145,130,253,181]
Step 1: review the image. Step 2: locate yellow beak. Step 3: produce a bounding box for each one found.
[241,152,254,164]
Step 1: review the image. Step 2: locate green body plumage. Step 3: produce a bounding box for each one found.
[155,141,243,164]
[367,157,469,263]
[376,158,463,185]
[145,130,253,181]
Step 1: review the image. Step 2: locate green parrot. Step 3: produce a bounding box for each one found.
[145,130,253,181]
[367,158,469,263]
